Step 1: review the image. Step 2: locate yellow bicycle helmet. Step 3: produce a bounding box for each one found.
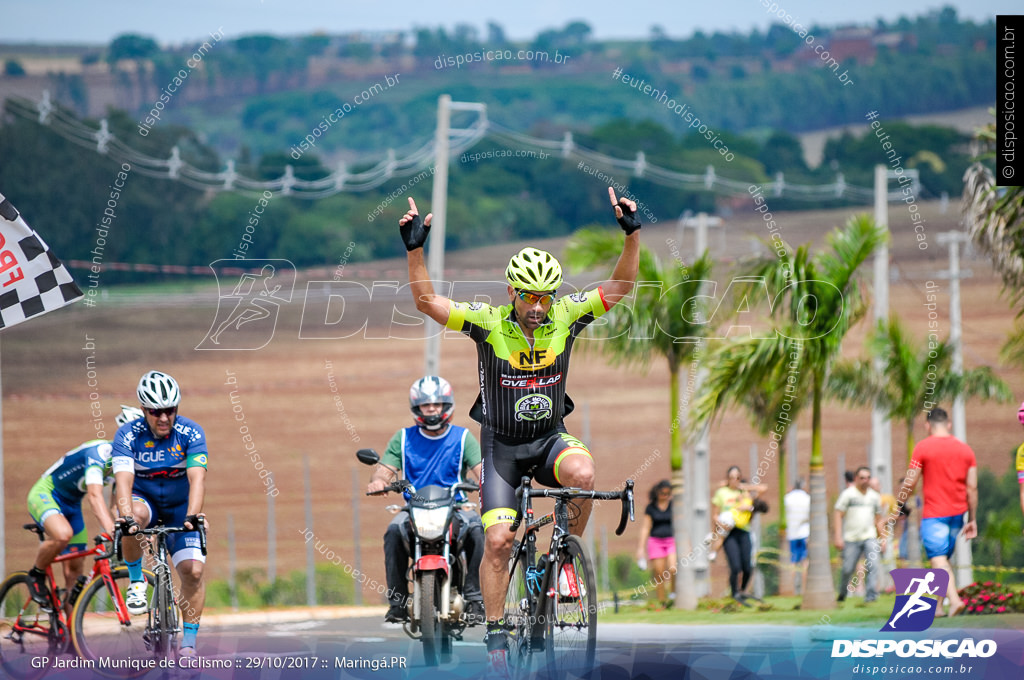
[505,247,562,291]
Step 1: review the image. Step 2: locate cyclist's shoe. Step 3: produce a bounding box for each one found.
[178,646,198,659]
[26,568,51,609]
[558,563,585,602]
[464,600,486,626]
[384,604,409,623]
[484,648,512,680]
[125,581,148,615]
[484,628,511,679]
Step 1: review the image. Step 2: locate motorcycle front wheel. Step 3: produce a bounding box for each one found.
[418,571,443,666]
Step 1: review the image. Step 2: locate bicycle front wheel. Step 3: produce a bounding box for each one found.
[150,564,179,658]
[545,536,597,676]
[0,573,55,680]
[503,548,533,677]
[71,566,157,678]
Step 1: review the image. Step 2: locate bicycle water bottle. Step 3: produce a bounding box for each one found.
[526,565,541,595]
[532,554,549,595]
[68,574,89,606]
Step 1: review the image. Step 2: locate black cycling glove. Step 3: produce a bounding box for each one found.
[615,201,642,235]
[400,212,431,251]
[184,514,203,530]
[118,516,140,535]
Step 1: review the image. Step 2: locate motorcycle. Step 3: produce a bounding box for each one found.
[357,448,480,666]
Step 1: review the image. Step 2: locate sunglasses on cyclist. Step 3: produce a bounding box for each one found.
[515,289,555,306]
[145,407,177,417]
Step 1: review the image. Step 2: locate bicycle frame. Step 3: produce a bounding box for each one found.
[506,477,634,657]
[29,526,123,625]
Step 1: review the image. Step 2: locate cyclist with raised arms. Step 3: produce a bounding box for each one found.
[399,187,640,678]
[113,370,209,658]
[24,406,142,609]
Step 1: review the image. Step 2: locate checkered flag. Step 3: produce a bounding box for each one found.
[0,192,83,330]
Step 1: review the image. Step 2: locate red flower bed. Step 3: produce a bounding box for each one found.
[958,582,1024,615]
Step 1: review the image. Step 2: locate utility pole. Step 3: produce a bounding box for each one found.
[675,212,717,599]
[423,96,487,375]
[936,232,971,440]
[871,165,893,495]
[937,230,972,588]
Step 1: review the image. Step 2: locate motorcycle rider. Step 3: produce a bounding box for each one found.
[367,376,485,625]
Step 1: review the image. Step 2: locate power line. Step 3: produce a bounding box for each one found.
[7,92,923,202]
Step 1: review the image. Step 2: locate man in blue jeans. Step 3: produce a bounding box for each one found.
[833,466,885,603]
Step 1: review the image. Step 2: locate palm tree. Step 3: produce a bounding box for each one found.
[691,215,887,610]
[962,120,1024,364]
[565,228,713,610]
[829,318,1012,562]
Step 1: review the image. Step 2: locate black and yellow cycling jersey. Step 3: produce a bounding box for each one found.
[445,287,610,440]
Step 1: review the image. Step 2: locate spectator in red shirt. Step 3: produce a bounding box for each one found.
[898,408,977,616]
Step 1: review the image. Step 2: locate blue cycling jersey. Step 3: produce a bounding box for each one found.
[40,439,114,504]
[112,415,208,507]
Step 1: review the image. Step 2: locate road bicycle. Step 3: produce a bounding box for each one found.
[502,475,634,678]
[71,519,206,677]
[0,524,155,680]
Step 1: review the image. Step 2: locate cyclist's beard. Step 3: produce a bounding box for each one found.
[518,310,546,331]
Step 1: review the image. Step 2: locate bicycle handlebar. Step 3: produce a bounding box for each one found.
[511,478,635,535]
[114,517,208,561]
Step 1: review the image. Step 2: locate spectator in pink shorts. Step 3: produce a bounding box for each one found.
[635,479,676,608]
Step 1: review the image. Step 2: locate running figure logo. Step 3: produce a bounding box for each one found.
[883,568,950,632]
[197,259,295,350]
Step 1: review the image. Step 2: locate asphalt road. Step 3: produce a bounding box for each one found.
[29,611,1024,680]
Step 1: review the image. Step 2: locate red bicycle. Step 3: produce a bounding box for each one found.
[0,524,155,680]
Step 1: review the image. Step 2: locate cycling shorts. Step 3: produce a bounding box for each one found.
[127,492,205,567]
[479,424,593,531]
[27,476,87,552]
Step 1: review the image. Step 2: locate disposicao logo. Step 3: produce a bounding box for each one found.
[885,568,948,632]
[831,569,997,659]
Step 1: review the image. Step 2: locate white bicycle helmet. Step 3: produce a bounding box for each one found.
[409,376,455,431]
[115,405,144,426]
[137,371,181,409]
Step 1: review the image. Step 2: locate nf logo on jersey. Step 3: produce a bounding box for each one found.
[515,394,553,421]
[883,568,949,632]
[511,347,556,371]
[197,260,296,351]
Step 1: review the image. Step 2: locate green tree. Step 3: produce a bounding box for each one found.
[107,33,158,64]
[4,59,26,76]
[830,318,1011,462]
[565,230,713,610]
[982,510,1020,579]
[692,215,887,609]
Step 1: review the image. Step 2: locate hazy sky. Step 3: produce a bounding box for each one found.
[0,0,1018,45]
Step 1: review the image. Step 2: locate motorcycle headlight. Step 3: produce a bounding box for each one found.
[411,506,449,541]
